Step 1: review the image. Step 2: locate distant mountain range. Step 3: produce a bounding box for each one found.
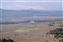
[0,9,63,24]
[0,9,63,16]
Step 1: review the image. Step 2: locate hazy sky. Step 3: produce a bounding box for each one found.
[0,0,62,2]
[0,0,62,10]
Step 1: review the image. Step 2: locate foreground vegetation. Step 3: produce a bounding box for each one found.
[49,28,63,38]
[0,39,14,42]
[49,27,63,42]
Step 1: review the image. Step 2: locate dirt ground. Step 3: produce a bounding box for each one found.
[0,23,61,42]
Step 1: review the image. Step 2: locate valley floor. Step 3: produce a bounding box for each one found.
[0,22,62,42]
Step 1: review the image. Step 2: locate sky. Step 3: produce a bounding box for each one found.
[0,0,62,2]
[0,0,63,11]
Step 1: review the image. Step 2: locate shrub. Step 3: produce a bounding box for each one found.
[49,28,63,39]
[0,39,14,42]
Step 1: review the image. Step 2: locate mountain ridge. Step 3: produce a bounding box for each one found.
[0,9,62,16]
[0,9,63,24]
